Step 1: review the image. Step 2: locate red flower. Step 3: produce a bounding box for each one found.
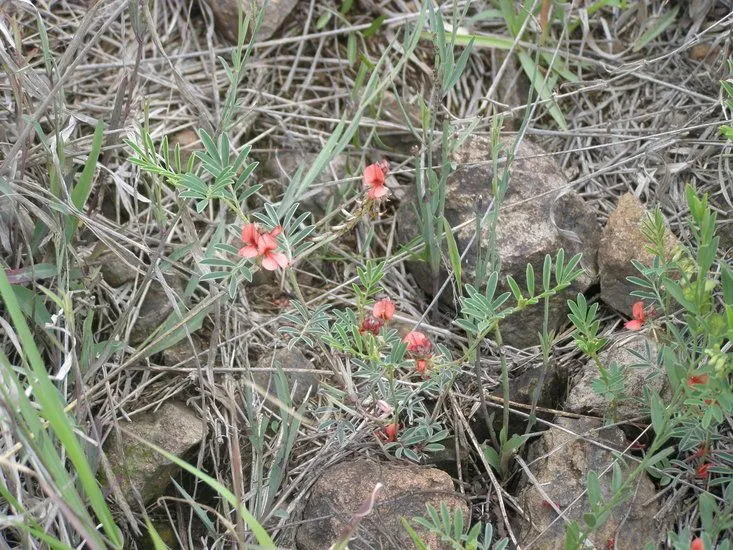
[687,374,709,387]
[624,301,647,330]
[696,462,711,478]
[690,446,709,460]
[359,316,384,335]
[691,538,705,550]
[404,331,432,356]
[363,162,389,200]
[415,359,428,374]
[372,298,396,321]
[238,223,289,271]
[378,422,398,442]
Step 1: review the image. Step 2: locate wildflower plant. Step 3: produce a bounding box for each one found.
[562,185,733,548]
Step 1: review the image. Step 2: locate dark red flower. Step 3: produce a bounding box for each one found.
[359,316,384,335]
[377,422,398,442]
[687,374,709,387]
[696,462,711,478]
[415,359,428,375]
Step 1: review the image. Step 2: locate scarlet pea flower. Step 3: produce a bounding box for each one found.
[363,161,389,200]
[372,298,396,321]
[691,538,705,550]
[624,301,647,330]
[359,316,384,335]
[415,359,428,375]
[687,374,709,387]
[696,462,711,478]
[238,223,289,271]
[378,422,398,442]
[404,331,432,356]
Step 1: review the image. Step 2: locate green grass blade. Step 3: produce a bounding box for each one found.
[66,120,105,241]
[124,429,275,547]
[632,6,679,52]
[0,267,122,548]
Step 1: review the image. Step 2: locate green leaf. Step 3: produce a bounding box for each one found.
[632,6,680,52]
[517,51,567,130]
[482,445,501,470]
[362,15,386,38]
[347,32,357,66]
[66,120,105,240]
[586,470,602,509]
[442,217,463,296]
[526,263,535,297]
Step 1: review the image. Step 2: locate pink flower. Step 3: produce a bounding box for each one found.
[239,223,261,259]
[238,223,289,271]
[624,301,647,330]
[404,331,432,356]
[372,298,396,321]
[691,538,704,550]
[363,162,389,200]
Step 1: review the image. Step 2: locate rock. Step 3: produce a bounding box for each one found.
[249,348,319,407]
[99,253,140,287]
[395,136,601,348]
[565,334,668,420]
[105,401,205,504]
[264,149,348,217]
[296,459,467,550]
[129,276,184,346]
[161,334,205,367]
[168,128,200,169]
[599,193,677,314]
[208,0,299,42]
[516,417,661,549]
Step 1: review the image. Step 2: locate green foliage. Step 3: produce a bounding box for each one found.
[405,503,509,550]
[458,249,584,340]
[566,184,733,545]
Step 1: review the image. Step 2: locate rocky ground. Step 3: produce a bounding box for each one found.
[0,0,731,549]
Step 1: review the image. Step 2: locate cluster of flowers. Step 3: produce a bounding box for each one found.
[238,223,289,271]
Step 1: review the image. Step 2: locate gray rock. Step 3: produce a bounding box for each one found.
[516,417,661,549]
[296,459,467,550]
[208,0,299,42]
[599,193,677,314]
[565,334,668,421]
[99,253,140,288]
[129,276,184,346]
[250,348,319,407]
[395,136,600,348]
[105,401,205,504]
[161,334,205,367]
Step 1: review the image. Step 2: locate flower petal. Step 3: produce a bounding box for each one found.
[363,163,385,187]
[631,301,645,321]
[261,255,279,271]
[238,245,259,258]
[624,319,643,331]
[242,223,259,246]
[271,251,289,268]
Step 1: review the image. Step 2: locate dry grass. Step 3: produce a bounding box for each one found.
[1,0,731,547]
